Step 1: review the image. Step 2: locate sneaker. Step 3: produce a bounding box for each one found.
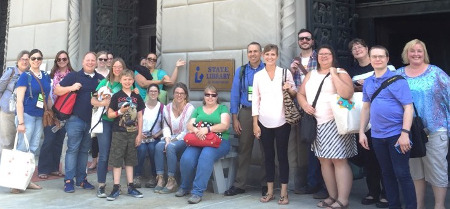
[188,194,202,204]
[77,179,95,190]
[107,185,121,201]
[128,185,144,198]
[134,176,142,188]
[175,188,189,197]
[64,179,75,193]
[97,185,107,198]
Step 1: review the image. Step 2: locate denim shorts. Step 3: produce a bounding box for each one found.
[109,131,138,167]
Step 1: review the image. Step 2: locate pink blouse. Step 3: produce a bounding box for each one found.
[252,66,296,128]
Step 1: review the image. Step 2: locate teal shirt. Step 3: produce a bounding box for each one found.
[190,104,230,140]
[135,69,168,100]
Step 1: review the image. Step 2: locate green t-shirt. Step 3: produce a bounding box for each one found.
[190,104,230,140]
[95,79,123,121]
[135,69,168,100]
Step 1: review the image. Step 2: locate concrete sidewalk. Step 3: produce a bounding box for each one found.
[1,169,448,209]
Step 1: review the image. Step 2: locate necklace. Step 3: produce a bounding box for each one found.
[31,69,42,79]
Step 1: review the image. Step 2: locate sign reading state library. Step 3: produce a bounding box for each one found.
[189,59,235,91]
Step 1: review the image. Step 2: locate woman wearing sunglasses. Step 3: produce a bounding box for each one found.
[154,82,194,194]
[13,49,52,193]
[175,85,231,204]
[134,52,186,104]
[37,50,74,180]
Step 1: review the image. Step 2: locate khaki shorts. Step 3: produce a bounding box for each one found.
[109,131,138,167]
[409,131,448,187]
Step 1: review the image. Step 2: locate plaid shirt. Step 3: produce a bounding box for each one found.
[291,50,317,88]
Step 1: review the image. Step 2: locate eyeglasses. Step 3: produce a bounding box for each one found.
[30,57,43,61]
[298,37,312,41]
[148,90,158,93]
[351,45,364,52]
[204,93,218,98]
[174,92,185,96]
[98,58,107,62]
[57,58,68,62]
[370,55,387,60]
[147,58,157,62]
[318,53,332,57]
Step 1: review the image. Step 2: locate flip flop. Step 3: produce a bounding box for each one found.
[38,174,48,179]
[49,171,64,177]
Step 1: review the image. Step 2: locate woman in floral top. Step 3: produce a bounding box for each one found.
[38,50,74,179]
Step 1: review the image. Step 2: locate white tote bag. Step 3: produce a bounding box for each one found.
[90,106,105,134]
[0,133,36,190]
[331,92,371,134]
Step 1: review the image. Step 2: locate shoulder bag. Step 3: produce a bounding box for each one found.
[299,72,330,144]
[184,121,221,148]
[282,69,301,125]
[52,73,79,121]
[30,71,55,127]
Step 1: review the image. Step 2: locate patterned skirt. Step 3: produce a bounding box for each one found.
[312,120,357,159]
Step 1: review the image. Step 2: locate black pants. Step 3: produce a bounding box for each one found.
[260,122,290,184]
[91,136,99,158]
[351,130,386,199]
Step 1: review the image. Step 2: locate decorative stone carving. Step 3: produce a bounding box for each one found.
[68,0,80,71]
[280,0,296,68]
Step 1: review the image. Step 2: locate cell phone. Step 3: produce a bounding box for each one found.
[394,141,413,154]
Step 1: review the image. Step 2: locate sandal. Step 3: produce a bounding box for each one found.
[278,195,289,205]
[38,174,48,179]
[49,171,64,177]
[27,182,42,190]
[327,200,348,209]
[317,197,336,208]
[260,193,275,203]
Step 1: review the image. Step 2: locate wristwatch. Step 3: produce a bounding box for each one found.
[401,129,410,134]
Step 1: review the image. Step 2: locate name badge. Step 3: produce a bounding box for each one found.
[247,86,253,102]
[36,93,44,109]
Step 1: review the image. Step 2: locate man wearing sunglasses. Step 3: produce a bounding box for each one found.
[289,29,327,199]
[226,42,267,197]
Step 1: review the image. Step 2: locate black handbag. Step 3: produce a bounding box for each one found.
[409,104,428,158]
[299,72,330,144]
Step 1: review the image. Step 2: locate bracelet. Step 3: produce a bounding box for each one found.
[115,111,119,117]
[401,129,410,134]
[18,123,24,125]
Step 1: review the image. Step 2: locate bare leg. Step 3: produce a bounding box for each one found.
[331,159,352,206]
[319,157,337,198]
[431,185,447,209]
[414,179,426,209]
[125,166,134,184]
[113,167,121,185]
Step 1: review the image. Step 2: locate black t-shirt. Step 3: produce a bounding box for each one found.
[347,63,374,79]
[109,90,145,132]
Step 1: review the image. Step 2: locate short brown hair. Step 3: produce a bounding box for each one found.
[262,44,278,55]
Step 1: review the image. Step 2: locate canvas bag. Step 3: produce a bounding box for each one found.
[331,92,371,134]
[0,133,36,190]
[90,82,112,134]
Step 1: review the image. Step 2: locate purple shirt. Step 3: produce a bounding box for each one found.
[362,69,413,138]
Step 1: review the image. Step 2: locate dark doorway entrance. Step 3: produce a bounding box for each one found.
[374,13,450,74]
[137,0,156,61]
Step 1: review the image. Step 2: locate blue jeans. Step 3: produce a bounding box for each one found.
[135,139,159,177]
[38,125,66,174]
[154,139,186,176]
[15,113,42,154]
[96,120,113,183]
[307,148,324,189]
[372,135,417,209]
[64,115,92,183]
[179,140,230,196]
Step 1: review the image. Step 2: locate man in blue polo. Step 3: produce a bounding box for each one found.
[224,42,267,196]
[55,52,104,193]
[359,45,416,209]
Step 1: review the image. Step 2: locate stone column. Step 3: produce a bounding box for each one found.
[280,0,296,68]
[155,0,162,69]
[68,0,80,71]
[2,0,11,73]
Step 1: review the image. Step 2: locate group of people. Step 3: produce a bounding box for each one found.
[0,28,448,208]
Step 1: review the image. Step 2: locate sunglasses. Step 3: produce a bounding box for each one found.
[298,37,312,41]
[204,93,217,98]
[57,58,68,62]
[98,58,107,62]
[147,58,157,62]
[30,57,43,61]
